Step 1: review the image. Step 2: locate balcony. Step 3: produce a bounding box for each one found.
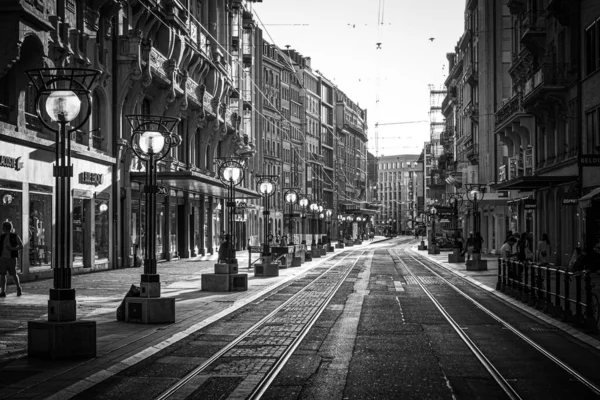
[522,63,570,105]
[465,62,478,86]
[494,93,526,131]
[547,0,573,26]
[520,11,547,54]
[507,0,526,14]
[458,29,472,51]
[465,100,479,122]
[465,141,479,165]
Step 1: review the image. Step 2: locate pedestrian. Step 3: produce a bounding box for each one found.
[473,232,484,254]
[0,221,23,297]
[500,236,517,261]
[462,232,475,264]
[217,234,230,263]
[537,233,551,265]
[516,232,533,262]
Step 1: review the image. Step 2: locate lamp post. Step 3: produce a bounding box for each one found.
[256,175,278,257]
[448,193,464,247]
[26,68,101,358]
[429,206,439,254]
[298,195,309,245]
[346,215,354,241]
[465,184,487,270]
[325,209,332,250]
[216,157,246,264]
[337,214,345,248]
[465,184,486,234]
[309,201,319,247]
[317,203,324,245]
[127,114,181,299]
[284,189,299,245]
[356,216,363,240]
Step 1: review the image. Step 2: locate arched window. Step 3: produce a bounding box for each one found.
[205,144,211,170]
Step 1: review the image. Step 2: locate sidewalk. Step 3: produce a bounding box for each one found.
[412,245,600,351]
[0,237,388,399]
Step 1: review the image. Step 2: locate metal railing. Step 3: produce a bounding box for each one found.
[497,259,599,332]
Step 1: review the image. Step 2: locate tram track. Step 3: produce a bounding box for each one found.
[154,250,368,400]
[395,249,600,399]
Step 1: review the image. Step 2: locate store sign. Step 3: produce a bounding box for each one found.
[562,197,578,206]
[0,155,23,171]
[79,172,103,186]
[579,155,600,167]
[524,199,537,210]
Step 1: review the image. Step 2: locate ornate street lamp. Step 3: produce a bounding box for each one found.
[26,68,101,357]
[465,184,486,234]
[284,189,298,245]
[216,157,246,264]
[127,114,181,298]
[325,209,332,244]
[337,214,345,246]
[346,215,354,239]
[448,192,464,247]
[298,195,310,245]
[256,175,278,256]
[309,201,319,247]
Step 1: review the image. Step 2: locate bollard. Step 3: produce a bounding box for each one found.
[523,262,530,303]
[584,271,598,332]
[536,266,544,310]
[554,268,561,318]
[545,266,552,313]
[575,273,583,325]
[496,259,502,290]
[563,272,572,322]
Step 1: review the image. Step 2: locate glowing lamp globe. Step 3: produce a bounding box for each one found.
[285,191,298,203]
[222,166,243,185]
[45,91,81,122]
[138,131,165,155]
[299,197,309,208]
[326,209,332,218]
[259,181,275,195]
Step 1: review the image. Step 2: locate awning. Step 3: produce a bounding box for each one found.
[507,195,532,205]
[130,170,261,199]
[348,208,379,215]
[579,187,600,208]
[492,175,577,191]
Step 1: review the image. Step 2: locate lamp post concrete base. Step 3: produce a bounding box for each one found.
[254,262,279,277]
[428,244,440,255]
[202,262,248,291]
[311,247,321,258]
[449,248,465,263]
[124,297,175,323]
[466,254,488,271]
[327,245,335,252]
[28,320,96,359]
[418,241,428,251]
[336,242,345,249]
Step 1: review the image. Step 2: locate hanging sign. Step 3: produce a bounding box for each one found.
[562,196,578,206]
[523,199,537,210]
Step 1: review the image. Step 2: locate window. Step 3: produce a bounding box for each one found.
[585,19,600,76]
[585,108,600,154]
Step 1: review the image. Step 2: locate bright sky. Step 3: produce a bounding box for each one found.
[253,0,466,156]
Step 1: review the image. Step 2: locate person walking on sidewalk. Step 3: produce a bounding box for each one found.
[463,232,475,264]
[0,221,23,297]
[537,233,551,265]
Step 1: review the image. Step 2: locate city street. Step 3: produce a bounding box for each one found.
[1,237,599,399]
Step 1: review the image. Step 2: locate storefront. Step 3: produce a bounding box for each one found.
[0,142,113,278]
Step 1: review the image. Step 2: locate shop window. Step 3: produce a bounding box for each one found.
[170,199,177,256]
[29,185,52,268]
[73,198,91,266]
[1,184,23,269]
[156,201,166,258]
[95,200,109,260]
